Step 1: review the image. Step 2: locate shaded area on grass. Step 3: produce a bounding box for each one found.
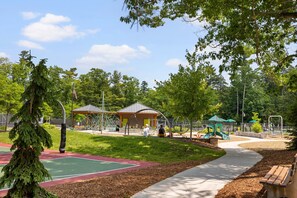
[66,135,225,164]
[0,130,224,164]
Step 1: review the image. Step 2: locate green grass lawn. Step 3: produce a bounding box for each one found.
[0,127,225,164]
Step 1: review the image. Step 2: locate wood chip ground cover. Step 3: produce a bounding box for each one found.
[15,137,297,197]
[46,138,294,198]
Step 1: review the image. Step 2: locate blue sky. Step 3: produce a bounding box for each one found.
[0,0,218,87]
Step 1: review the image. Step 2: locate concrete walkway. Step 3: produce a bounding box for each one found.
[132,137,270,198]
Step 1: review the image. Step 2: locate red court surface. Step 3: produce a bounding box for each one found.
[0,143,158,196]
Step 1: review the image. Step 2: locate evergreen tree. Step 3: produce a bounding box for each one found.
[0,52,56,197]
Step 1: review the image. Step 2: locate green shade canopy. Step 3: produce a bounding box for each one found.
[225,119,236,123]
[249,120,257,123]
[208,115,226,122]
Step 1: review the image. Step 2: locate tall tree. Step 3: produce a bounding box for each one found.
[108,70,125,111]
[139,80,149,98]
[285,68,297,149]
[0,58,24,131]
[140,86,170,117]
[48,66,79,119]
[77,68,111,106]
[161,50,219,139]
[0,53,56,197]
[11,51,32,85]
[0,76,23,131]
[122,1,296,73]
[122,75,140,106]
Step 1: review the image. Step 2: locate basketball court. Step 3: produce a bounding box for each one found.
[0,143,157,196]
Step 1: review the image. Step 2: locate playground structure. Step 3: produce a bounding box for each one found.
[203,115,231,140]
[268,115,283,136]
[203,123,230,140]
[74,114,120,132]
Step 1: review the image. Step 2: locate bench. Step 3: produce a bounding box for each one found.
[260,153,297,198]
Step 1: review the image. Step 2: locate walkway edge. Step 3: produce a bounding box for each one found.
[132,137,266,198]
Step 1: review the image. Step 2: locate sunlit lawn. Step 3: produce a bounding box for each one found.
[0,128,225,164]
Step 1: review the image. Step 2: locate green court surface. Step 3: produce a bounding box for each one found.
[0,146,142,192]
[0,157,137,180]
[0,147,11,154]
[0,155,138,191]
[43,157,137,180]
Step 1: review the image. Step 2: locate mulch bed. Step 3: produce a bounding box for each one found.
[46,139,222,197]
[215,149,296,198]
[2,138,294,198]
[46,139,297,198]
[46,159,214,198]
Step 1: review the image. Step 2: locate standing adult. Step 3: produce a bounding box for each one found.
[158,125,165,137]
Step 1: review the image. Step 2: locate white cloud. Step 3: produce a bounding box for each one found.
[40,13,70,24]
[0,52,8,58]
[138,45,151,54]
[76,44,151,67]
[18,40,44,50]
[21,12,40,20]
[165,58,186,67]
[22,13,86,42]
[85,28,100,34]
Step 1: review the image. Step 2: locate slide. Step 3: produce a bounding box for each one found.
[203,131,230,140]
[216,131,230,140]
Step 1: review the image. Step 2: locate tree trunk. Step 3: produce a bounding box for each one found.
[5,110,9,132]
[190,119,193,140]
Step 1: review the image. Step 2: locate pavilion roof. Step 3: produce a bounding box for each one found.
[72,104,108,114]
[117,102,158,114]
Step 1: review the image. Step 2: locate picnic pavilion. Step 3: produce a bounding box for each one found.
[72,104,108,129]
[117,102,159,128]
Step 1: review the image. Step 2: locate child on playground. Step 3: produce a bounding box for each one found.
[143,124,150,137]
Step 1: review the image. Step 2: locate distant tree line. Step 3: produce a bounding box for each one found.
[0,50,296,131]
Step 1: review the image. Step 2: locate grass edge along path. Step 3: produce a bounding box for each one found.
[0,128,225,164]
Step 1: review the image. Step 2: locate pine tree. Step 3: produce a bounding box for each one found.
[0,51,56,197]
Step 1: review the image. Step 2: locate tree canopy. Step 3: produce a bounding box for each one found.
[121,0,297,74]
[158,50,219,138]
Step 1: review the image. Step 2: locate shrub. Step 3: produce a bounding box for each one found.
[286,95,297,149]
[199,128,212,134]
[251,122,263,133]
[42,122,56,129]
[165,126,188,134]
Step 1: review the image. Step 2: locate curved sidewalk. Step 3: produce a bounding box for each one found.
[133,137,267,198]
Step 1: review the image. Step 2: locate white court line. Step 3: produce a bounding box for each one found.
[42,156,139,181]
[42,156,139,166]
